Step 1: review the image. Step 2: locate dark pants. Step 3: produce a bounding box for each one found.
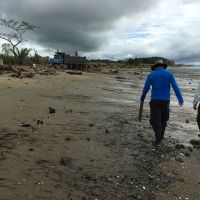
[150,100,170,143]
[197,104,200,130]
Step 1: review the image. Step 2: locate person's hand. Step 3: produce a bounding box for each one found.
[179,102,183,107]
[193,103,197,110]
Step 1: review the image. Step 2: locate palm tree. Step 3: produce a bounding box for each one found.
[15,47,32,65]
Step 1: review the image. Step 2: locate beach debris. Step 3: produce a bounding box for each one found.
[65,109,73,113]
[105,128,110,134]
[102,87,121,92]
[11,73,20,78]
[0,64,19,72]
[36,160,50,165]
[66,70,82,75]
[10,66,34,78]
[184,150,191,157]
[22,72,34,78]
[39,68,56,75]
[37,120,43,125]
[109,69,118,73]
[60,156,72,166]
[86,137,91,141]
[115,76,127,80]
[175,143,185,150]
[20,122,31,127]
[186,119,189,123]
[188,146,193,152]
[89,123,95,127]
[11,72,34,78]
[29,148,34,152]
[65,136,72,141]
[190,139,200,146]
[175,156,184,163]
[84,174,97,182]
[176,143,193,152]
[49,107,56,114]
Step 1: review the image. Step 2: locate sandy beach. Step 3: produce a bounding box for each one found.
[0,67,199,200]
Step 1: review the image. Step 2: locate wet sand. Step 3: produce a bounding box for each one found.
[0,67,199,200]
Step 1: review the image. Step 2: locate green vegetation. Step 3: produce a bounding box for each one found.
[0,53,49,65]
[126,57,175,66]
[0,51,174,68]
[88,57,175,67]
[15,48,31,65]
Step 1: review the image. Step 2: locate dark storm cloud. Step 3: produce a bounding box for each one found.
[0,0,158,53]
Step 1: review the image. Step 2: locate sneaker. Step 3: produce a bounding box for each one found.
[153,140,161,146]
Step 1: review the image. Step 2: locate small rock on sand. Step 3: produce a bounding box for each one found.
[176,143,185,150]
[65,136,72,141]
[105,128,110,133]
[49,107,56,114]
[20,123,31,127]
[184,150,191,157]
[190,139,200,146]
[175,156,184,163]
[60,156,72,166]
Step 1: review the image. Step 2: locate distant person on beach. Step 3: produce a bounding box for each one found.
[32,63,36,70]
[193,82,200,130]
[139,60,184,145]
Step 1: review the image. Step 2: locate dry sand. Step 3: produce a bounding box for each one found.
[0,67,199,200]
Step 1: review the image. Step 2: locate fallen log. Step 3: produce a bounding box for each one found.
[10,71,34,78]
[109,69,118,73]
[0,65,14,71]
[66,70,82,75]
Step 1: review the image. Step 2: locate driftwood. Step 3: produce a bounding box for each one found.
[21,72,34,78]
[0,64,34,78]
[109,69,118,73]
[0,65,28,75]
[66,70,82,75]
[138,101,144,122]
[0,65,14,71]
[11,72,34,78]
[39,70,56,75]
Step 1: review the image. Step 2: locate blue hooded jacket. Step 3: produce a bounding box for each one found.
[140,67,184,104]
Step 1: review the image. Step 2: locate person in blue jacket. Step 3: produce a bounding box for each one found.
[140,60,184,145]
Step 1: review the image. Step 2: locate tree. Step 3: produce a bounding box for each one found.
[32,49,41,64]
[15,47,32,65]
[0,18,39,61]
[1,43,11,56]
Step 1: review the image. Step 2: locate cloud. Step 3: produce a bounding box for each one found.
[91,0,200,63]
[0,0,199,63]
[0,0,158,53]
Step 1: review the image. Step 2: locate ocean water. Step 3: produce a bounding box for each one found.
[167,66,200,143]
[171,66,200,80]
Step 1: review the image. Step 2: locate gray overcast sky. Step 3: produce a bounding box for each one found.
[0,0,200,64]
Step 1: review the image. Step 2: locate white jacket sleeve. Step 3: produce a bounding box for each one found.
[193,82,200,106]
